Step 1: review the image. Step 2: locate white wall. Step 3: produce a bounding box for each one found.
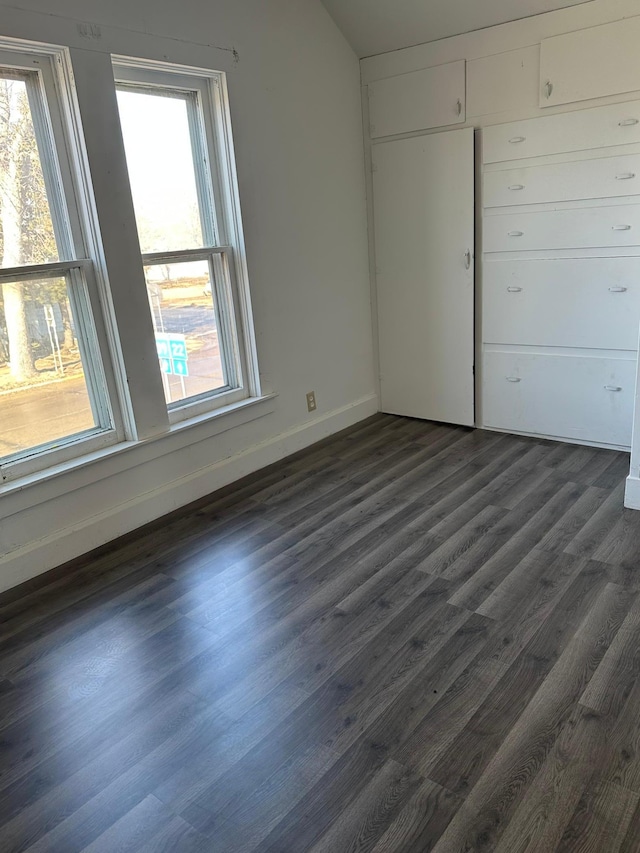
[360,0,640,509]
[0,0,377,592]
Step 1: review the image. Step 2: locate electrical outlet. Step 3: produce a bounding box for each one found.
[306,391,317,413]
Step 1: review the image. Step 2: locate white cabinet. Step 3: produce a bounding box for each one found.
[540,17,640,108]
[483,101,640,164]
[484,154,640,208]
[481,108,640,449]
[373,128,475,426]
[483,352,636,448]
[483,258,640,351]
[368,61,465,139]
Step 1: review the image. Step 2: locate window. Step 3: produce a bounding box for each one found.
[114,63,256,419]
[0,49,118,480]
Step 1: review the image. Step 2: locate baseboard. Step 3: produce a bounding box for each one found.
[625,475,640,510]
[0,393,378,593]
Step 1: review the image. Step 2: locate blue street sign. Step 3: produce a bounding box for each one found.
[155,332,188,376]
[172,358,189,377]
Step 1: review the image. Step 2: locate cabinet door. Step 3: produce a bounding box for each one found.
[368,61,465,139]
[540,16,640,108]
[373,128,475,425]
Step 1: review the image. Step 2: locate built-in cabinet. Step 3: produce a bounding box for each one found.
[366,10,640,452]
[482,100,640,448]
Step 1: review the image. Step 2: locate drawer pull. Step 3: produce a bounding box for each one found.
[507,286,523,293]
[609,286,628,292]
[616,173,636,180]
[604,385,623,392]
[509,184,525,191]
[506,376,522,383]
[612,224,632,231]
[509,136,526,144]
[619,118,639,127]
[508,231,524,237]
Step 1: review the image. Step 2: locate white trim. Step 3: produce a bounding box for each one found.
[0,394,379,593]
[625,474,640,508]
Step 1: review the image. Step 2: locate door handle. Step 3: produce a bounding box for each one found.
[543,80,554,99]
[456,99,463,116]
[616,173,636,180]
[464,249,472,270]
[609,286,628,292]
[604,385,622,392]
[612,225,632,231]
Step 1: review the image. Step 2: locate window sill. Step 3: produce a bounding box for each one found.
[0,393,277,516]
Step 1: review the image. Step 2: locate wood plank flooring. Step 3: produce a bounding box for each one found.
[1,414,640,851]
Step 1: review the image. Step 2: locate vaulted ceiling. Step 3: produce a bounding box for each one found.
[320,0,595,58]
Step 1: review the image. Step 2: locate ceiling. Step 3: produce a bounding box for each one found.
[320,0,595,58]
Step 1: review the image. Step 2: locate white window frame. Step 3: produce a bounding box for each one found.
[0,43,124,483]
[113,59,261,424]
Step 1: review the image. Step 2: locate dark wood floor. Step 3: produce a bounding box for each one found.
[2,415,640,851]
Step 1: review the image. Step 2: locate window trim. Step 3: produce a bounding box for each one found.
[113,57,261,421]
[0,44,124,482]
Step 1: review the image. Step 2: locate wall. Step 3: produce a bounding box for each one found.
[0,0,377,592]
[360,0,640,509]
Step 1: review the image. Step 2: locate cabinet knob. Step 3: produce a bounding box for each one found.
[616,173,636,180]
[509,136,526,144]
[604,385,622,392]
[619,118,639,127]
[609,286,628,292]
[507,286,523,293]
[506,376,522,383]
[509,184,525,191]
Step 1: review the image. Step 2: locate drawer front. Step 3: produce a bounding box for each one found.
[484,205,640,252]
[483,258,640,350]
[484,154,640,208]
[483,101,640,164]
[482,351,635,446]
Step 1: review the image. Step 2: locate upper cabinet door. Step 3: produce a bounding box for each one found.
[368,60,466,139]
[373,128,475,426]
[540,16,640,108]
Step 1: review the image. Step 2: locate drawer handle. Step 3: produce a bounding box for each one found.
[609,286,628,292]
[612,225,632,231]
[619,118,639,127]
[506,376,522,383]
[509,184,525,191]
[509,136,526,144]
[616,173,636,180]
[604,385,622,392]
[507,286,523,292]
[508,231,524,237]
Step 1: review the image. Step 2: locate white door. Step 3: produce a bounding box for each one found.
[373,127,475,426]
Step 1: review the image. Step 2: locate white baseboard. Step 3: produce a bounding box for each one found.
[0,393,378,593]
[625,475,640,510]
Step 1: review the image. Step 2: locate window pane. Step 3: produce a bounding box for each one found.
[0,276,97,458]
[0,73,59,267]
[117,88,205,254]
[145,260,226,405]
